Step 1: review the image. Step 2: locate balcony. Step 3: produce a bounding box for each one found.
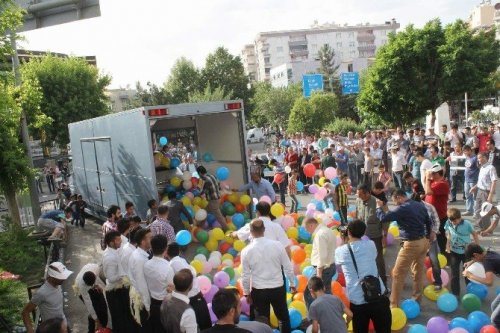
[357,44,376,52]
[357,33,376,42]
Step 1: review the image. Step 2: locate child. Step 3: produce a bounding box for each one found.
[270,158,287,205]
[146,199,158,224]
[76,194,87,228]
[308,276,352,333]
[363,147,374,186]
[124,201,136,218]
[288,169,299,213]
[371,181,388,205]
[56,188,66,210]
[377,164,392,194]
[333,173,350,226]
[445,208,479,296]
[67,194,78,226]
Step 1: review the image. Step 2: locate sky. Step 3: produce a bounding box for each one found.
[19,0,475,89]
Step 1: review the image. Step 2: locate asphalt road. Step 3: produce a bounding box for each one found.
[62,193,499,333]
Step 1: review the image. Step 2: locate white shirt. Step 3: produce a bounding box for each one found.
[128,248,151,311]
[391,152,405,172]
[310,224,336,268]
[445,131,463,148]
[420,158,434,185]
[493,131,500,149]
[75,263,106,320]
[120,242,136,275]
[241,237,295,295]
[169,256,201,297]
[477,163,497,191]
[371,148,383,166]
[144,256,174,301]
[102,247,126,290]
[171,292,198,333]
[236,216,290,249]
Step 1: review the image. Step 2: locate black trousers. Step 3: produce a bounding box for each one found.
[437,217,448,257]
[251,286,291,333]
[189,292,212,330]
[350,297,392,333]
[339,206,348,226]
[79,289,108,333]
[106,287,140,333]
[150,298,166,333]
[449,251,470,296]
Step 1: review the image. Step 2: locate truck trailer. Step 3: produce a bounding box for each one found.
[68,100,249,220]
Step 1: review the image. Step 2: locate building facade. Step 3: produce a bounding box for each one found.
[242,19,400,82]
[468,1,495,29]
[106,88,137,113]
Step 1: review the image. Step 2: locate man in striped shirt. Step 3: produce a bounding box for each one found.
[197,166,228,231]
[334,173,350,226]
[101,205,121,250]
[149,205,176,243]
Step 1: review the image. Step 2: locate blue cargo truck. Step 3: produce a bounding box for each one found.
[68,100,249,220]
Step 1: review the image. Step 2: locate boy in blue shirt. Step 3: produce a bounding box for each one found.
[445,208,479,296]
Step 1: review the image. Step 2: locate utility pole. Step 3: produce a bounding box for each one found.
[10,33,41,224]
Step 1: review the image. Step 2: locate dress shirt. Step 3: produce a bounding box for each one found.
[201,174,221,200]
[423,201,440,234]
[391,152,405,172]
[169,256,201,297]
[236,216,290,249]
[120,242,136,275]
[102,247,126,290]
[149,217,176,243]
[171,291,198,333]
[477,163,497,191]
[238,179,276,201]
[241,237,295,295]
[310,224,336,268]
[419,159,433,185]
[377,200,430,240]
[102,220,117,238]
[128,247,151,311]
[144,256,174,301]
[75,263,106,320]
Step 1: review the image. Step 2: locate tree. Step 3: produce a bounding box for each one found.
[165,57,201,103]
[21,55,111,146]
[188,83,231,103]
[250,82,301,127]
[358,19,500,125]
[131,81,171,107]
[288,92,338,134]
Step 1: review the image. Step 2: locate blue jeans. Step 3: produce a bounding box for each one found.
[464,181,476,214]
[304,264,336,309]
[492,293,500,329]
[393,171,403,189]
[428,240,442,286]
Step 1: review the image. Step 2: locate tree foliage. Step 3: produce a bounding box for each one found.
[165,57,201,103]
[188,83,231,103]
[250,82,301,127]
[358,19,500,125]
[318,44,339,80]
[326,118,366,136]
[21,55,111,146]
[132,81,171,107]
[288,92,338,134]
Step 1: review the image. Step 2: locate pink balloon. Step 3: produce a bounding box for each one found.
[315,188,327,200]
[240,296,250,315]
[441,269,449,286]
[449,329,469,333]
[309,184,319,194]
[293,263,301,275]
[202,261,213,274]
[186,192,194,199]
[198,276,212,294]
[306,209,315,217]
[324,167,337,180]
[306,203,316,211]
[281,216,295,230]
[336,235,344,247]
[259,195,272,204]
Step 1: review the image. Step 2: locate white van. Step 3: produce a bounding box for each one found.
[247,128,264,144]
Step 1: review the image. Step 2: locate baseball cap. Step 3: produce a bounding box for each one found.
[431,164,443,173]
[479,202,500,217]
[47,262,73,280]
[390,144,398,150]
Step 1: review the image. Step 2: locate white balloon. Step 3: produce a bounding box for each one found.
[210,251,222,259]
[195,209,208,221]
[183,180,192,190]
[285,166,292,174]
[465,262,486,280]
[325,208,334,217]
[194,254,207,262]
[182,171,192,181]
[208,256,221,268]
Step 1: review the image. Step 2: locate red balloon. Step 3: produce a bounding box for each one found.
[337,272,346,287]
[235,203,245,213]
[274,173,284,184]
[480,326,499,333]
[303,163,316,178]
[424,256,432,269]
[191,177,199,186]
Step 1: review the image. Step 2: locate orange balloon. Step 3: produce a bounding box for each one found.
[235,280,244,297]
[339,293,350,309]
[235,203,245,213]
[331,281,343,296]
[296,275,308,293]
[290,239,299,246]
[426,267,434,283]
[290,213,298,222]
[292,248,306,264]
[221,194,229,203]
[293,292,304,302]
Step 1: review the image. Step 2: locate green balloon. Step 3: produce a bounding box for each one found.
[196,229,209,244]
[298,216,305,225]
[462,293,481,313]
[225,205,236,216]
[242,211,250,219]
[222,266,235,280]
[195,246,210,258]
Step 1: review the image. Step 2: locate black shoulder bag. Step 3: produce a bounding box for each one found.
[347,243,383,303]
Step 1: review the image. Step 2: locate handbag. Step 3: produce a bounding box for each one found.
[347,243,383,303]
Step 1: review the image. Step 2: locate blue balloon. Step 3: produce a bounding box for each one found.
[437,293,458,313]
[216,166,230,181]
[291,331,303,333]
[468,311,491,333]
[390,221,399,227]
[288,308,302,329]
[170,158,181,169]
[331,270,338,281]
[497,286,500,295]
[347,205,355,212]
[228,248,238,257]
[401,299,421,319]
[408,324,428,333]
[203,152,213,162]
[449,317,473,333]
[207,213,216,225]
[163,184,176,194]
[302,266,315,279]
[296,181,304,192]
[333,211,341,221]
[315,201,324,212]
[232,213,245,228]
[466,282,488,300]
[239,314,249,322]
[285,276,298,293]
[298,226,311,242]
[159,136,168,146]
[176,230,192,246]
[332,177,340,185]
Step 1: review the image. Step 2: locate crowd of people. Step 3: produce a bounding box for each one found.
[22,123,500,333]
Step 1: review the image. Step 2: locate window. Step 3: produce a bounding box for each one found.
[336,32,342,38]
[350,50,356,56]
[348,32,354,38]
[311,44,317,50]
[337,42,342,47]
[349,41,355,48]
[379,30,387,36]
[347,64,353,72]
[380,39,387,45]
[277,46,284,53]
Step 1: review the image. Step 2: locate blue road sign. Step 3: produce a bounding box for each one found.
[303,74,324,98]
[341,72,360,94]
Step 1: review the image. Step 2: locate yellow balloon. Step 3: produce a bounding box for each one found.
[199,199,208,208]
[290,300,307,318]
[388,226,400,238]
[304,244,313,253]
[240,194,252,206]
[271,203,285,217]
[221,253,234,262]
[205,240,218,252]
[286,293,293,305]
[181,196,192,207]
[192,205,200,213]
[212,228,224,241]
[224,234,234,244]
[161,157,171,168]
[193,197,202,206]
[423,285,449,301]
[287,227,298,239]
[270,307,279,328]
[391,307,407,331]
[344,314,353,331]
[170,176,181,187]
[234,240,246,252]
[235,264,243,276]
[318,177,326,186]
[300,260,311,271]
[438,253,447,268]
[190,260,203,274]
[228,193,239,203]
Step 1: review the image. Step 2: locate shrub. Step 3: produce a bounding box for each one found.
[0,278,28,327]
[326,118,365,136]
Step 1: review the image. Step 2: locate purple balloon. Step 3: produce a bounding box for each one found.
[305,209,315,217]
[207,303,218,323]
[386,233,394,246]
[240,296,250,315]
[309,184,319,194]
[214,271,230,288]
[427,316,449,333]
[336,264,343,274]
[203,285,219,304]
[361,235,370,241]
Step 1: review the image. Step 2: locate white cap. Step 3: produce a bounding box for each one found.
[390,144,399,150]
[47,262,73,280]
[479,202,500,217]
[431,164,443,173]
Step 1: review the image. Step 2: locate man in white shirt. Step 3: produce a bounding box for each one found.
[241,219,296,333]
[472,152,498,231]
[232,202,291,257]
[416,151,434,185]
[121,227,139,275]
[160,269,198,333]
[303,217,336,309]
[128,228,152,329]
[102,230,138,333]
[167,243,212,330]
[74,263,109,332]
[145,235,174,333]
